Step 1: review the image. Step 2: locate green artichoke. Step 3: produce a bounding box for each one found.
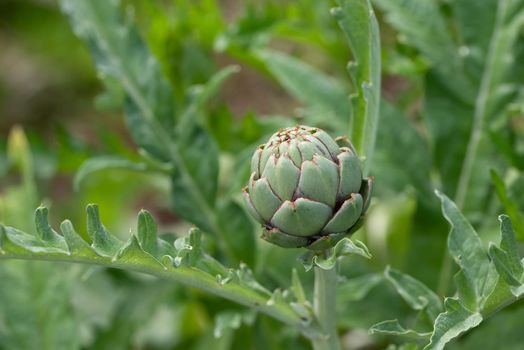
[242,125,372,250]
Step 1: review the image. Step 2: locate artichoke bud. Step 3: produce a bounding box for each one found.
[242,125,372,250]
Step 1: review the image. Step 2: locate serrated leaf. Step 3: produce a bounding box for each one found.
[137,209,158,257]
[436,191,494,307]
[59,0,176,161]
[369,319,431,342]
[332,0,381,172]
[384,267,442,321]
[74,156,148,190]
[300,238,371,271]
[86,204,124,257]
[0,206,305,331]
[424,298,482,350]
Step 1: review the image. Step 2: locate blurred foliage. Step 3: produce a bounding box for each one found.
[0,0,524,350]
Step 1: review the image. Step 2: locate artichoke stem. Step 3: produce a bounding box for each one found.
[312,249,341,350]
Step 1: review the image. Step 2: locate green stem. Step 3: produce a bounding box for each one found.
[437,0,508,297]
[311,251,341,350]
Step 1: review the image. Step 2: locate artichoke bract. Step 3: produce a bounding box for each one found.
[242,125,372,250]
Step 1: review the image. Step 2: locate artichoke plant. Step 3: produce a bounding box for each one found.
[243,125,372,250]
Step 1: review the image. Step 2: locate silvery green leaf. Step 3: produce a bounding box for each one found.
[488,215,524,297]
[59,0,176,161]
[436,191,495,307]
[423,298,482,350]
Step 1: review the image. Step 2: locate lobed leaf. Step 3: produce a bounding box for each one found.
[416,200,524,349]
[59,0,176,161]
[60,0,235,265]
[0,206,306,330]
[423,298,482,350]
[436,191,495,307]
[488,215,524,293]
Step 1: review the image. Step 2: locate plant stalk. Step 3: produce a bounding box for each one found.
[312,251,341,350]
